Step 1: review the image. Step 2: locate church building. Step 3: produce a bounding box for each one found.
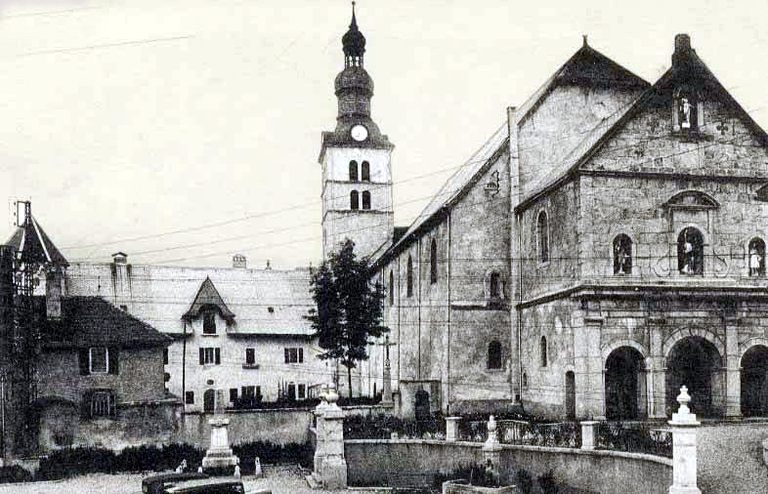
[322,7,768,420]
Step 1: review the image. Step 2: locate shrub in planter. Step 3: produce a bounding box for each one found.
[537,470,558,494]
[516,469,533,494]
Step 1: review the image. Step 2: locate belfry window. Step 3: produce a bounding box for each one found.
[429,239,438,284]
[349,160,358,181]
[361,161,370,181]
[389,270,394,304]
[537,211,549,263]
[613,234,633,275]
[350,190,360,210]
[489,271,502,298]
[362,191,371,210]
[540,336,548,367]
[749,237,766,277]
[677,227,704,275]
[203,309,216,334]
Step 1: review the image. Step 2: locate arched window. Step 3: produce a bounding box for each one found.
[406,255,414,297]
[749,237,766,277]
[362,191,371,210]
[361,161,370,181]
[350,190,359,210]
[673,87,702,133]
[429,239,438,284]
[677,227,704,275]
[540,336,548,367]
[489,271,501,298]
[522,372,528,389]
[488,340,502,370]
[613,234,633,275]
[349,160,358,181]
[389,270,394,304]
[537,211,549,263]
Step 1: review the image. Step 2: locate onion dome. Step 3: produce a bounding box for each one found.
[342,2,366,61]
[334,66,373,95]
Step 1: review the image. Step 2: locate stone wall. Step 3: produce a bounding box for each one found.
[344,439,672,494]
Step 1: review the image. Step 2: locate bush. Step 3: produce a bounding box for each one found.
[344,412,445,440]
[517,469,533,494]
[538,469,558,494]
[0,465,33,484]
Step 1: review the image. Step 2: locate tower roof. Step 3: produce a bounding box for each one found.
[6,215,68,267]
[342,2,366,59]
[183,276,235,323]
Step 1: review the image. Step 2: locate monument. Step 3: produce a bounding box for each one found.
[202,389,240,474]
[668,386,701,494]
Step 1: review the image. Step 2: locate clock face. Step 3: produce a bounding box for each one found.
[351,124,368,142]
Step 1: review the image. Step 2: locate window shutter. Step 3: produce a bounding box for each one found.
[299,348,304,363]
[284,348,289,363]
[108,347,119,375]
[199,348,204,365]
[108,393,116,417]
[79,348,90,375]
[214,348,221,365]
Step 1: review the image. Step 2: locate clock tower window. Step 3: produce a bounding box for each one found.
[350,190,360,210]
[361,161,370,181]
[362,191,371,210]
[349,160,358,181]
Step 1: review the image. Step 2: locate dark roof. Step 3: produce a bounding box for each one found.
[6,216,68,267]
[39,296,171,348]
[182,277,235,322]
[342,3,366,58]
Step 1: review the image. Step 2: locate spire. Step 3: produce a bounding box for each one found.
[342,1,366,67]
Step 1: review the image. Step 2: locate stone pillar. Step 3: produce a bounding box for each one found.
[724,318,741,418]
[311,384,347,489]
[580,421,598,451]
[668,386,701,494]
[381,359,393,405]
[482,415,503,467]
[649,325,667,419]
[575,311,605,419]
[445,416,461,442]
[312,388,329,474]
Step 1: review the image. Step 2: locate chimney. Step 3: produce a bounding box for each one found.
[672,33,693,67]
[111,252,131,311]
[46,267,63,320]
[265,260,272,271]
[232,254,247,269]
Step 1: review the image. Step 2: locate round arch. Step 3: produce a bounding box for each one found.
[740,343,768,417]
[602,339,649,365]
[740,338,768,362]
[662,328,724,360]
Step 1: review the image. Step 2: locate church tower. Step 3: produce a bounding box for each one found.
[320,4,394,260]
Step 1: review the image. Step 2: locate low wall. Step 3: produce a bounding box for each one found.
[178,408,313,447]
[344,440,672,494]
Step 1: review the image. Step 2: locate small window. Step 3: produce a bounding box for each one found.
[241,385,255,399]
[185,391,195,405]
[678,227,704,275]
[350,190,360,210]
[89,347,108,374]
[406,255,414,297]
[90,391,116,418]
[245,348,255,365]
[613,234,633,275]
[163,348,169,365]
[489,272,501,298]
[488,341,502,370]
[749,238,766,277]
[537,211,549,263]
[287,382,297,401]
[267,306,275,314]
[362,191,371,210]
[229,388,238,403]
[388,270,394,305]
[429,239,438,284]
[119,304,128,312]
[361,161,370,181]
[540,336,548,367]
[349,160,358,181]
[284,347,303,364]
[522,372,528,389]
[203,310,216,334]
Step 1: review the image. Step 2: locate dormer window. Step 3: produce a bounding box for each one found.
[673,87,703,134]
[203,309,217,334]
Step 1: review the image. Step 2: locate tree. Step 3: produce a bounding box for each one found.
[307,239,388,399]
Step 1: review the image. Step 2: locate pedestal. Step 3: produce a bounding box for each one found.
[668,386,701,494]
[446,416,461,442]
[309,385,347,489]
[381,360,393,405]
[482,416,503,469]
[580,421,598,451]
[202,416,239,473]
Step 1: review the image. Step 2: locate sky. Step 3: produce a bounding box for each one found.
[1,0,768,269]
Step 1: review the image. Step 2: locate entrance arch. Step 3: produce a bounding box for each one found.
[605,346,647,420]
[666,336,724,417]
[741,345,768,417]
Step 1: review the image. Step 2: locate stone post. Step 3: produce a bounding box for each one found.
[312,386,329,474]
[668,386,701,494]
[482,415,503,467]
[445,416,461,442]
[580,421,599,451]
[724,318,741,417]
[381,359,393,405]
[311,384,347,489]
